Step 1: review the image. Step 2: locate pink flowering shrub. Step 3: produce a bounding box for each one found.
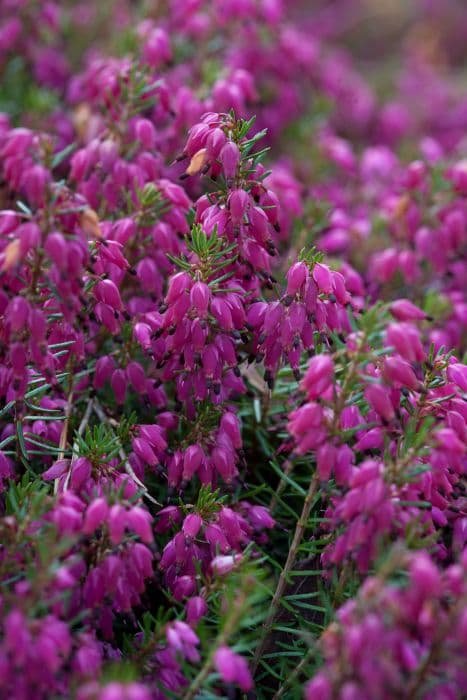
[0,2,465,699]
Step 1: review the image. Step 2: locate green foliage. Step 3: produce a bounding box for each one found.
[193,485,223,519]
[132,183,171,226]
[298,245,325,266]
[5,474,50,519]
[168,223,238,284]
[0,56,59,121]
[75,423,123,465]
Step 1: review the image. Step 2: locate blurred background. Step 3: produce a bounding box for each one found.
[1,0,467,157]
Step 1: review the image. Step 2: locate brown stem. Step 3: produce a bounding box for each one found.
[406,644,439,700]
[182,581,250,700]
[252,473,319,674]
[269,458,295,513]
[272,642,316,700]
[253,336,368,674]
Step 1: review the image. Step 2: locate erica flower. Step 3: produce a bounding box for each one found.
[213,645,253,691]
[300,355,334,399]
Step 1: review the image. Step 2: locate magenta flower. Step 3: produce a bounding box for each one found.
[213,645,253,691]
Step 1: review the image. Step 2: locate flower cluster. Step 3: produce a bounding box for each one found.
[306,549,467,700]
[0,1,466,699]
[288,310,466,573]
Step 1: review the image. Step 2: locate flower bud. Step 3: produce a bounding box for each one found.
[220,141,240,180]
[211,554,242,576]
[22,164,50,205]
[364,383,395,422]
[220,412,242,449]
[247,505,275,530]
[206,127,227,157]
[111,369,127,404]
[112,217,136,245]
[190,281,210,316]
[135,118,156,149]
[383,357,419,390]
[390,298,426,322]
[186,596,208,625]
[126,361,146,393]
[42,459,69,481]
[300,355,334,399]
[354,427,384,452]
[166,271,192,304]
[213,645,253,691]
[447,363,467,392]
[126,506,153,543]
[228,189,250,223]
[286,262,308,296]
[94,356,115,390]
[94,279,123,311]
[182,513,203,540]
[70,457,92,490]
[133,322,152,350]
[312,262,333,294]
[108,504,126,545]
[305,675,332,700]
[316,443,337,481]
[132,438,158,466]
[0,210,19,235]
[83,498,109,534]
[202,345,219,378]
[210,297,233,330]
[17,222,40,256]
[45,232,68,269]
[183,445,205,480]
[6,296,29,332]
[386,323,425,363]
[173,575,196,601]
[410,552,441,598]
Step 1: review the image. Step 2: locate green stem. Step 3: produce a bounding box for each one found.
[252,473,319,674]
[272,643,316,700]
[182,583,250,700]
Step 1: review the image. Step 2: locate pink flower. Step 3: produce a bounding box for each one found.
[186,596,208,625]
[94,279,123,311]
[383,357,419,391]
[447,363,467,392]
[108,504,126,545]
[365,383,395,422]
[305,675,332,700]
[190,281,211,316]
[211,554,242,576]
[312,263,333,294]
[390,298,426,322]
[300,355,334,399]
[286,261,308,296]
[213,645,253,691]
[126,507,153,544]
[182,513,203,540]
[219,141,240,180]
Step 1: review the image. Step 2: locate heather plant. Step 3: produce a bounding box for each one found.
[0,2,466,699]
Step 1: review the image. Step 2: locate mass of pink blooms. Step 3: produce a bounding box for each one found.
[0,2,466,699]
